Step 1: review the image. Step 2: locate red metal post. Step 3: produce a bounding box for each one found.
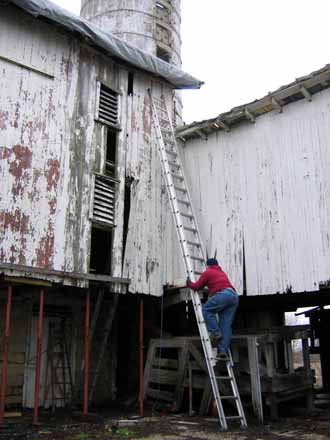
[83,291,90,416]
[139,299,144,417]
[33,289,45,425]
[0,286,13,425]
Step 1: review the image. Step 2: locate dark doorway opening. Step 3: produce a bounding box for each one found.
[89,226,113,274]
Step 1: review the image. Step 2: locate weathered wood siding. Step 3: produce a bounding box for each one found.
[0,6,83,276]
[122,77,183,294]
[0,5,183,295]
[182,89,330,295]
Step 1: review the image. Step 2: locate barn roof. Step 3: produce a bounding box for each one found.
[176,64,330,140]
[6,0,203,90]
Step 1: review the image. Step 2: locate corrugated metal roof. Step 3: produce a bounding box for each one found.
[177,64,330,139]
[5,0,203,90]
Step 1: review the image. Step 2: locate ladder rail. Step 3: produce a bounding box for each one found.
[226,361,247,426]
[162,92,207,278]
[148,90,204,281]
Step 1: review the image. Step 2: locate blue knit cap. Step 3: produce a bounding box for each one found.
[206,258,218,266]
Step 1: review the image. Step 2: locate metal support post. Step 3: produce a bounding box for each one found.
[33,289,45,425]
[139,299,144,417]
[0,286,13,426]
[83,291,90,416]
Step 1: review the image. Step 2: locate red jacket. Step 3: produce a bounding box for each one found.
[188,265,235,296]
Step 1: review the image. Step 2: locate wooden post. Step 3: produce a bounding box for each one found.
[247,336,263,423]
[33,289,45,425]
[173,342,189,410]
[0,286,13,426]
[139,299,144,417]
[83,291,90,417]
[188,361,193,416]
[285,339,294,373]
[302,338,311,371]
[302,338,314,413]
[264,341,277,420]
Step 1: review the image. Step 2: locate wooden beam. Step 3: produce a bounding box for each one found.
[163,289,203,308]
[271,97,283,113]
[0,262,130,285]
[301,86,312,102]
[215,119,230,132]
[196,129,208,140]
[244,107,256,123]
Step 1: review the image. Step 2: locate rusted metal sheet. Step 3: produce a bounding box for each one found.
[182,89,330,295]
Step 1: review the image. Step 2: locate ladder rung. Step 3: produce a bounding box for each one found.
[174,186,187,193]
[165,149,177,156]
[168,160,181,168]
[153,97,163,105]
[184,227,197,233]
[225,416,244,420]
[171,172,184,180]
[187,240,201,247]
[181,213,193,219]
[190,255,204,262]
[220,395,238,400]
[215,376,233,380]
[177,199,190,206]
[155,106,166,114]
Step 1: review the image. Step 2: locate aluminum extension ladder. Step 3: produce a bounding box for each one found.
[149,90,247,430]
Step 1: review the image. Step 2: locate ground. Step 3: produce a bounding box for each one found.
[1,408,330,440]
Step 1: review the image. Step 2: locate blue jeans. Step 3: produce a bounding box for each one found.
[202,288,239,354]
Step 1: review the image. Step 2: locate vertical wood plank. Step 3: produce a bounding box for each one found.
[247,337,263,423]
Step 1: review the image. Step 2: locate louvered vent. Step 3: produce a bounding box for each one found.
[93,175,115,226]
[98,84,119,127]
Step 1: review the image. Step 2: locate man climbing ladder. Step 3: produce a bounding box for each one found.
[187,258,239,359]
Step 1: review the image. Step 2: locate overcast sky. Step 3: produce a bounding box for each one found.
[52,0,330,124]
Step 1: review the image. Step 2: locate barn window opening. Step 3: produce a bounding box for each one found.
[105,129,117,177]
[156,46,171,63]
[97,83,119,128]
[122,176,134,263]
[89,226,113,274]
[128,72,134,96]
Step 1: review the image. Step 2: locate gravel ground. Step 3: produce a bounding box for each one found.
[1,409,330,440]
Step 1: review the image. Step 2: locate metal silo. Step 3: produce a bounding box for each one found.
[80,0,182,68]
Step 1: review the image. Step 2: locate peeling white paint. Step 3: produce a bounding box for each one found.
[182,89,330,295]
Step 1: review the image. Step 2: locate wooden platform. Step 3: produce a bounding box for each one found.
[144,326,314,422]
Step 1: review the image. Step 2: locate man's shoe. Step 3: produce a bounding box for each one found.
[209,334,222,342]
[216,351,229,361]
